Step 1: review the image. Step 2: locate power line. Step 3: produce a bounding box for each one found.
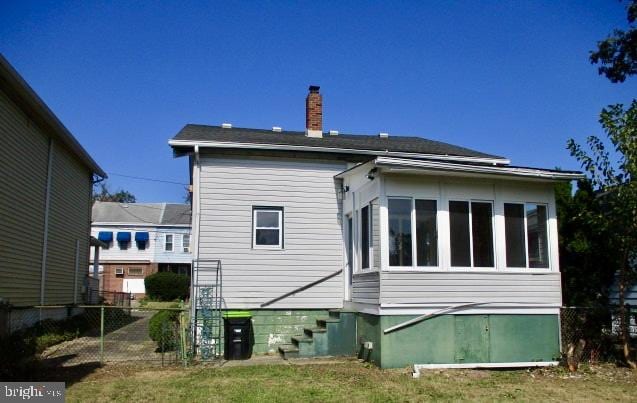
[107,172,189,186]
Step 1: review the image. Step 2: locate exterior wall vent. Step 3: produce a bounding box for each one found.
[329,130,339,136]
[272,126,282,132]
[379,132,389,138]
[221,123,232,129]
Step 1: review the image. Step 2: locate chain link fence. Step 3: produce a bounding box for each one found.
[2,305,192,379]
[560,305,636,365]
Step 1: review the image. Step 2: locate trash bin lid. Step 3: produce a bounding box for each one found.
[223,310,252,318]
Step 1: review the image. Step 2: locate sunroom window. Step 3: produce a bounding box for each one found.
[253,207,283,249]
[449,201,494,268]
[416,200,438,266]
[361,205,370,269]
[388,198,412,267]
[504,203,549,268]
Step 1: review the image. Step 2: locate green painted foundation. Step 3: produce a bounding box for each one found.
[356,313,561,368]
[220,309,329,354]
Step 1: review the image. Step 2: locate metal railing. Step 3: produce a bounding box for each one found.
[260,268,343,308]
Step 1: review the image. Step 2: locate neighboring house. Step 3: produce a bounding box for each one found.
[90,201,192,299]
[0,54,106,328]
[169,85,583,368]
[609,281,637,337]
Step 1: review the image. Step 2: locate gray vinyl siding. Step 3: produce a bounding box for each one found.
[352,271,380,305]
[197,155,346,309]
[0,87,92,306]
[44,141,91,305]
[380,271,562,306]
[0,89,48,306]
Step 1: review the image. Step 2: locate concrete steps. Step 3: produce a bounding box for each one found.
[278,310,356,360]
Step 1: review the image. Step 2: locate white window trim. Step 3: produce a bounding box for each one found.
[183,234,191,253]
[252,208,283,250]
[502,201,551,271]
[386,196,415,270]
[447,199,497,272]
[164,234,174,252]
[360,204,372,270]
[127,267,144,276]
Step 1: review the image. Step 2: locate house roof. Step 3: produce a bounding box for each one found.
[0,54,106,178]
[92,201,191,226]
[169,124,509,165]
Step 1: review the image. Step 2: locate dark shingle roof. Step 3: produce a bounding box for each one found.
[171,124,506,161]
[92,202,191,226]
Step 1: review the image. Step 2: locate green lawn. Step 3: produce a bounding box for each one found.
[64,360,636,402]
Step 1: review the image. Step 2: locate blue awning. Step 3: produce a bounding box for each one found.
[116,232,131,242]
[98,231,113,242]
[135,232,149,242]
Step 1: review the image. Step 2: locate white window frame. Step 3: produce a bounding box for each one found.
[164,234,174,252]
[503,201,551,270]
[115,267,124,275]
[183,234,191,253]
[387,196,415,269]
[448,199,496,271]
[128,267,144,276]
[360,204,372,270]
[414,198,440,269]
[252,207,283,250]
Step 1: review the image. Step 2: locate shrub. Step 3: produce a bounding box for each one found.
[148,309,179,350]
[144,272,189,301]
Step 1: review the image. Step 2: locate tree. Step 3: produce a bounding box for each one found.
[93,182,136,203]
[567,100,637,368]
[590,0,637,83]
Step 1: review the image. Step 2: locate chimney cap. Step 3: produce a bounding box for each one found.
[308,85,320,93]
[221,122,232,129]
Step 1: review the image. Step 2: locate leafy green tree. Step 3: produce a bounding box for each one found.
[567,101,637,368]
[590,0,637,83]
[93,182,136,203]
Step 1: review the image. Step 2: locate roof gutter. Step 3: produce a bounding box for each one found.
[167,139,511,166]
[0,54,106,178]
[372,156,584,181]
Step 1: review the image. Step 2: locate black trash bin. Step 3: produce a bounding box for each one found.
[223,311,253,360]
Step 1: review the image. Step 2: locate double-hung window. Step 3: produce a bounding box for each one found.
[253,207,283,249]
[164,234,173,252]
[183,234,191,253]
[449,200,494,268]
[504,203,549,268]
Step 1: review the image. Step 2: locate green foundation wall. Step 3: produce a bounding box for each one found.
[221,309,329,354]
[356,313,560,368]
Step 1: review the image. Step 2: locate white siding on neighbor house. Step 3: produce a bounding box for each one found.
[610,283,637,306]
[352,271,380,305]
[90,226,191,264]
[380,271,562,306]
[196,155,347,309]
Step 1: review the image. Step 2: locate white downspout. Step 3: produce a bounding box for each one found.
[40,138,54,305]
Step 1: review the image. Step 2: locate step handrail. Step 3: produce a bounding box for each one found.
[260,268,343,308]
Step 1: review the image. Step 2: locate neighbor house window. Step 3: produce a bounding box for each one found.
[128,267,144,276]
[253,207,283,248]
[416,200,438,266]
[183,234,191,253]
[164,234,173,252]
[449,201,494,268]
[361,205,371,269]
[505,203,549,268]
[388,198,412,266]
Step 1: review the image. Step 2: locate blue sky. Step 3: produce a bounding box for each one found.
[1,1,635,202]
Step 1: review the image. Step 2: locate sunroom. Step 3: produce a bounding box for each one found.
[336,157,583,368]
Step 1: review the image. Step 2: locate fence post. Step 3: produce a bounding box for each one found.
[100,305,105,365]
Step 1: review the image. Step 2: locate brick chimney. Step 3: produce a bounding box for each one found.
[305,85,322,138]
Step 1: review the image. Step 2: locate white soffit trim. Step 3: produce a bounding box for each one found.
[374,156,584,181]
[167,139,511,165]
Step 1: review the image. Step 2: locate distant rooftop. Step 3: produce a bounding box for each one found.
[92,201,191,226]
[170,124,508,164]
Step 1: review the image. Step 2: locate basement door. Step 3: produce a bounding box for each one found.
[454,315,490,363]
